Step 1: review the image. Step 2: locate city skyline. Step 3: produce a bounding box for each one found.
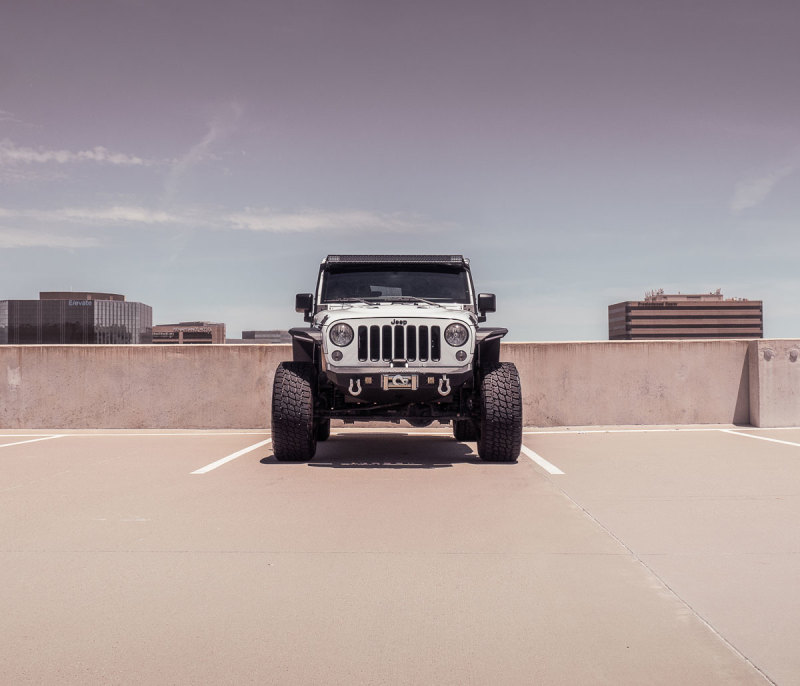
[0,284,767,344]
[2,1,799,341]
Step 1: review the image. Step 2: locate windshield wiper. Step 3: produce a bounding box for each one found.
[327,296,444,307]
[326,297,380,305]
[379,295,441,307]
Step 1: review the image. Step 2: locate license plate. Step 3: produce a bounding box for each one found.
[382,374,419,390]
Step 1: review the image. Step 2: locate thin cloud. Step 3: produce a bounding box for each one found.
[226,208,445,233]
[0,110,25,125]
[0,206,188,225]
[0,139,151,166]
[731,164,795,212]
[52,206,186,224]
[0,203,450,237]
[0,227,99,249]
[0,166,63,183]
[165,102,243,197]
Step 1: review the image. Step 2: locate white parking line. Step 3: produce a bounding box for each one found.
[520,445,565,475]
[191,438,273,474]
[57,432,268,437]
[523,427,726,435]
[0,435,65,449]
[721,429,800,448]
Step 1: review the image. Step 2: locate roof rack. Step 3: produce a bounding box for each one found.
[324,254,468,265]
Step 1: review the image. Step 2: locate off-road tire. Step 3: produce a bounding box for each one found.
[271,362,317,461]
[453,419,479,442]
[476,362,522,462]
[315,418,331,442]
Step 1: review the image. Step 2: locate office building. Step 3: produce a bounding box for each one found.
[241,330,291,344]
[609,290,763,340]
[0,292,152,344]
[152,322,226,344]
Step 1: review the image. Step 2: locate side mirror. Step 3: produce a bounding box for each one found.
[477,293,496,323]
[295,293,313,321]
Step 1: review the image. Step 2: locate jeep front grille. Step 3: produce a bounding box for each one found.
[357,324,441,362]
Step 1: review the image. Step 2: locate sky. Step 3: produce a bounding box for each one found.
[1,0,799,341]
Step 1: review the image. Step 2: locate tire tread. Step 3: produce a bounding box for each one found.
[271,362,317,461]
[477,362,522,462]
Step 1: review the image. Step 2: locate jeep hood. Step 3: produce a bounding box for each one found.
[315,304,475,327]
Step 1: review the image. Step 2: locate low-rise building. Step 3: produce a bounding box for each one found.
[609,290,763,340]
[152,322,226,344]
[242,330,291,344]
[0,292,152,344]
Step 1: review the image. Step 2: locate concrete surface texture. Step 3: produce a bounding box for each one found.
[503,340,751,426]
[0,344,285,429]
[0,340,798,429]
[2,427,791,684]
[749,339,800,427]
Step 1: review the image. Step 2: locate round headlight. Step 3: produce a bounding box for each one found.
[329,322,354,347]
[444,323,469,347]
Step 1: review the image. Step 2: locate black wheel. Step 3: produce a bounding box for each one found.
[315,418,331,442]
[271,362,317,461]
[453,419,479,442]
[406,417,434,428]
[476,362,522,462]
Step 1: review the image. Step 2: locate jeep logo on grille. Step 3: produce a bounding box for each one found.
[391,319,407,326]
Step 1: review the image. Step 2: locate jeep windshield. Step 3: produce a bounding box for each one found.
[321,265,472,304]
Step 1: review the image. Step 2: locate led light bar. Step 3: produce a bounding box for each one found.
[324,255,467,265]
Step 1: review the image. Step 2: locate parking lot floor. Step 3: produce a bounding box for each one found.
[1,425,798,684]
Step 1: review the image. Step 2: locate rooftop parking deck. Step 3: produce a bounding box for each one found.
[2,425,798,684]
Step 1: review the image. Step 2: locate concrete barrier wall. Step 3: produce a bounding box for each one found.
[749,340,800,428]
[0,340,796,429]
[502,340,751,427]
[0,345,291,429]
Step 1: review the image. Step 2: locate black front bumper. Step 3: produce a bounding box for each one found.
[323,368,474,403]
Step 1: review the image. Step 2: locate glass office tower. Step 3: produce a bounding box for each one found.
[0,300,6,344]
[0,295,152,344]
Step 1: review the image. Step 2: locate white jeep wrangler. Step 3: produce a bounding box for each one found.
[271,255,522,462]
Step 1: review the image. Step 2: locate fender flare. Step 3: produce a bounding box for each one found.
[289,327,322,364]
[475,327,508,366]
